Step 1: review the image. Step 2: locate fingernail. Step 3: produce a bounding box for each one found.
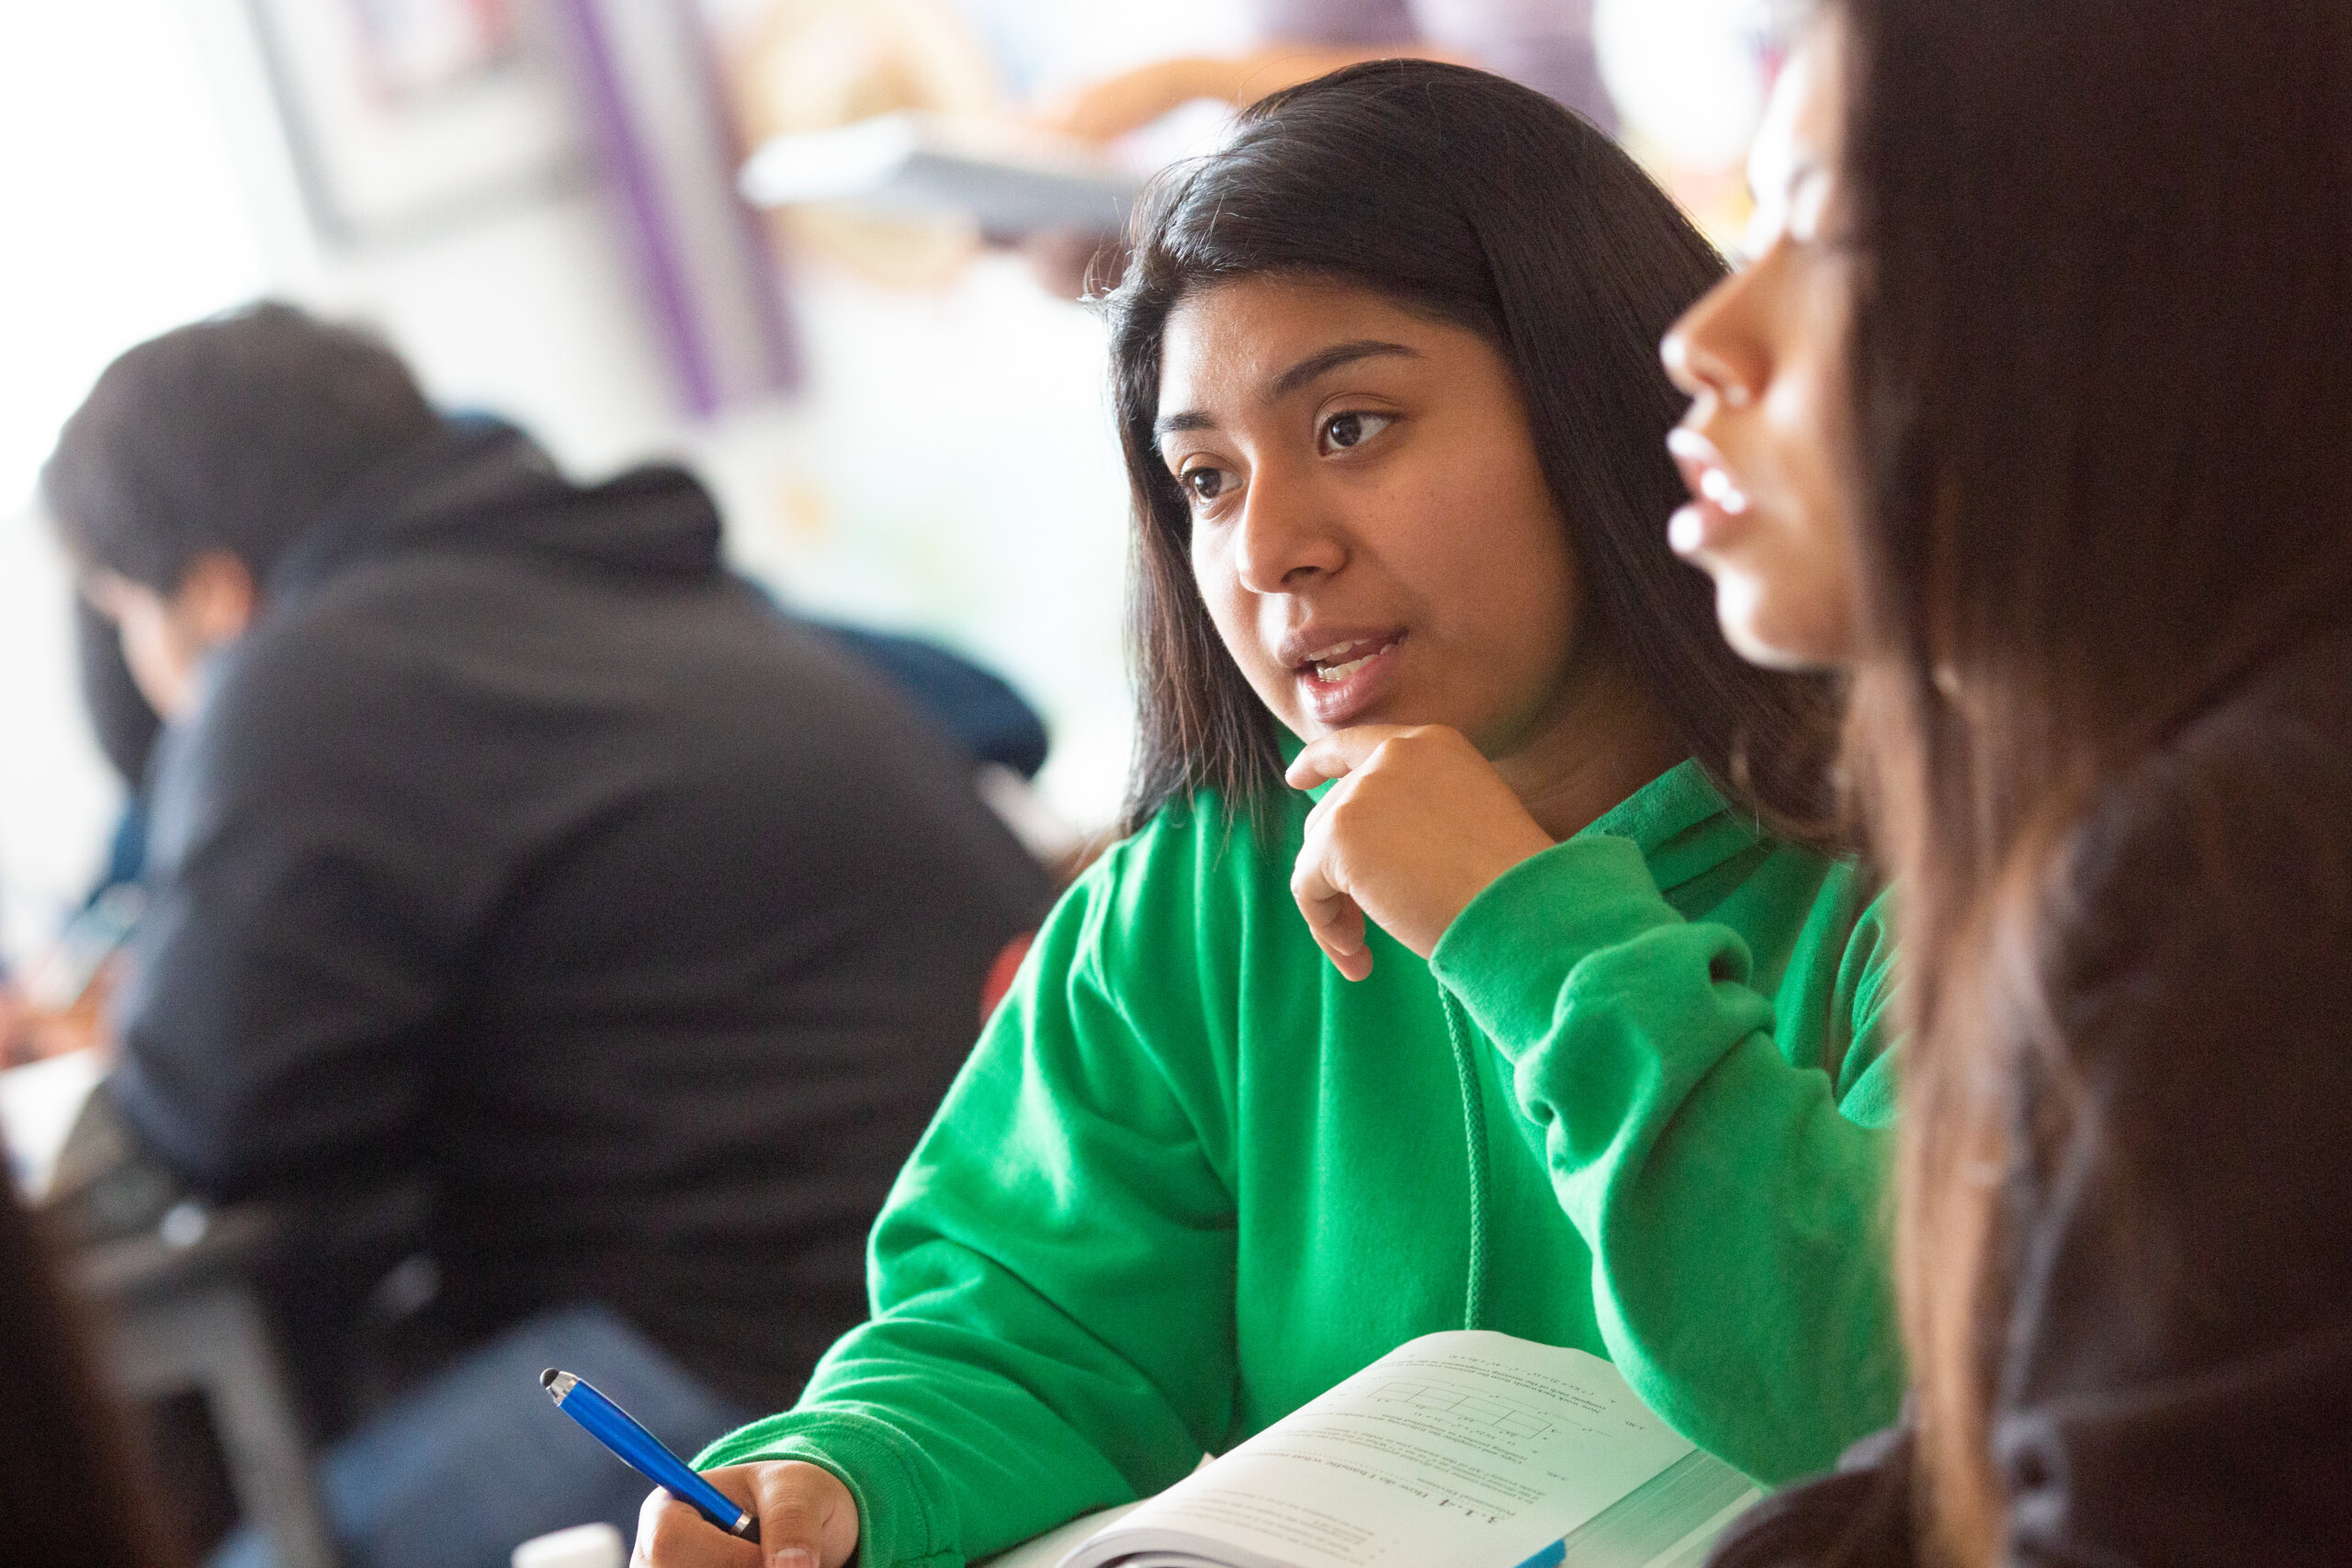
[771,1551,819,1568]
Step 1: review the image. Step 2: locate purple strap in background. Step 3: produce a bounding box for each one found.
[548,0,799,418]
[680,6,801,400]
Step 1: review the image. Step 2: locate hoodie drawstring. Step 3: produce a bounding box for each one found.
[1440,988,1491,1332]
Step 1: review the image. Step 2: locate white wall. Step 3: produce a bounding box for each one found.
[0,0,270,962]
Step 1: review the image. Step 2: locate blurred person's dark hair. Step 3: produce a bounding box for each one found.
[42,301,438,592]
[1826,0,2352,1558]
[1106,59,1839,841]
[1,1143,182,1566]
[76,597,163,789]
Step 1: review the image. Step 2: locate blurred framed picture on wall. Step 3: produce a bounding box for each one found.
[246,0,587,248]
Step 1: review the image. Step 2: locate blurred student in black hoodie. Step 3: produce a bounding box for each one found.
[40,301,1055,1565]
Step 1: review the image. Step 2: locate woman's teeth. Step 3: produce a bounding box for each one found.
[1306,637,1392,682]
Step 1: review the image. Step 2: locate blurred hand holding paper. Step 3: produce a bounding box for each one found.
[740,110,1142,243]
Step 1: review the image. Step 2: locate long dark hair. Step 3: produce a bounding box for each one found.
[2,1152,181,1566]
[1107,60,1839,839]
[1830,1,2352,1557]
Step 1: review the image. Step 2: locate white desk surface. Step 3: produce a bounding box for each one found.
[1,1047,103,1197]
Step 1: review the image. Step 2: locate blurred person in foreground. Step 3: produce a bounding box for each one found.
[40,301,1056,1566]
[3,1134,185,1568]
[1663,1,2352,1563]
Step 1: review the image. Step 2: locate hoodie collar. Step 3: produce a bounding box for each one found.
[1577,759,1766,898]
[267,419,722,606]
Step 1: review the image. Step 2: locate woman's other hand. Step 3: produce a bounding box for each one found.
[1286,726,1555,979]
[633,1462,857,1568]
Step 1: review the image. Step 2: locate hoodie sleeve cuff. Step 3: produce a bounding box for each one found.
[1429,835,1683,1062]
[695,1407,961,1568]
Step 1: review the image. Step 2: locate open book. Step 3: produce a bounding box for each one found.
[1001,1332,1758,1568]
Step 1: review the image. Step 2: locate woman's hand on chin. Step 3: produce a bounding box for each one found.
[1286,726,1555,979]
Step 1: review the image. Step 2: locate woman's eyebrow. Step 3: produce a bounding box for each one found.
[1265,340,1419,400]
[1155,409,1216,440]
[1154,339,1421,441]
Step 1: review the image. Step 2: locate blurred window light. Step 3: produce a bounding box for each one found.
[0,0,262,956]
[0,0,266,513]
[1594,0,1781,169]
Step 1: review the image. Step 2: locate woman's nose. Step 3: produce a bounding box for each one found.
[1662,268,1769,412]
[1231,470,1346,593]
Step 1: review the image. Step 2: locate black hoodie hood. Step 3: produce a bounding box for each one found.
[267,418,722,606]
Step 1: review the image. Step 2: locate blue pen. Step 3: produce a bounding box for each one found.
[541,1369,760,1544]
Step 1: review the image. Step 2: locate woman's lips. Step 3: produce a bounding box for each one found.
[1666,426,1753,558]
[1293,631,1405,727]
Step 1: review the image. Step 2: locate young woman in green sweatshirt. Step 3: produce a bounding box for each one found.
[644,62,1903,1568]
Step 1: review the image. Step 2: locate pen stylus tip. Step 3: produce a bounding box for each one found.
[539,1368,560,1389]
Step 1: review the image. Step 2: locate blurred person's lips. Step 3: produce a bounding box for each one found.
[1666,426,1754,558]
[1279,624,1408,728]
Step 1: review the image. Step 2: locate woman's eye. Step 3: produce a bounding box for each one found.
[1181,465,1237,506]
[1319,411,1393,453]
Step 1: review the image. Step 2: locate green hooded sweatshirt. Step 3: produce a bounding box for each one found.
[699,761,1904,1566]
